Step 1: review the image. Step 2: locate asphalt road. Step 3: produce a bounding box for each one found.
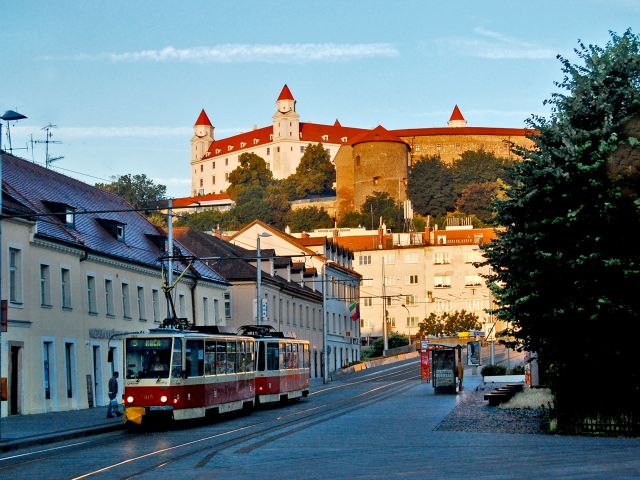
[1,359,639,480]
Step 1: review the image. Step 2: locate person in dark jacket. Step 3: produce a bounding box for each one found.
[106,371,123,418]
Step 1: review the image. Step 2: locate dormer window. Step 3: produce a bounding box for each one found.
[253,138,259,145]
[96,218,126,243]
[341,137,348,142]
[240,142,246,148]
[322,135,329,141]
[227,145,233,151]
[269,134,273,140]
[215,148,221,154]
[43,201,76,228]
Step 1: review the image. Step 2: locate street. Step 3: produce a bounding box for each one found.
[1,359,640,479]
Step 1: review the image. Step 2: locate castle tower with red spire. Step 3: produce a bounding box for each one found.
[191,109,215,194]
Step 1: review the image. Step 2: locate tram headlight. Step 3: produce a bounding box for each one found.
[127,396,134,403]
[160,395,168,403]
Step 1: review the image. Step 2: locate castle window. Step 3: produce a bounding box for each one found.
[240,142,246,148]
[325,148,330,155]
[227,146,233,151]
[322,135,329,141]
[225,158,228,166]
[267,147,270,155]
[212,176,216,184]
[436,144,442,150]
[290,146,293,151]
[212,161,215,168]
[200,165,203,172]
[277,147,280,153]
[266,163,271,169]
[373,176,380,186]
[215,149,221,154]
[341,137,347,142]
[356,155,360,166]
[269,134,273,140]
[225,173,230,181]
[253,139,259,145]
[199,178,203,187]
[455,143,461,150]
[300,146,305,153]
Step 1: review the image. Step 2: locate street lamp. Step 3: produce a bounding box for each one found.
[0,109,27,438]
[256,232,272,325]
[401,303,411,347]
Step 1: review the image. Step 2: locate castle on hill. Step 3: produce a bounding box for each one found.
[190,85,534,217]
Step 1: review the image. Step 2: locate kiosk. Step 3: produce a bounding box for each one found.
[430,343,464,393]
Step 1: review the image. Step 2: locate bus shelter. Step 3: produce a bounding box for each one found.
[430,343,464,393]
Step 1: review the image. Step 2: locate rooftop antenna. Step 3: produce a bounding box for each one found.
[35,123,64,168]
[1,110,28,154]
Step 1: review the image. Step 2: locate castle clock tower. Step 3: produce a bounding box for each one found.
[191,109,214,163]
[272,84,300,141]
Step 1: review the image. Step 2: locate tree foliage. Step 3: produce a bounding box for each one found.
[226,152,273,200]
[95,174,166,210]
[289,143,336,199]
[455,181,500,223]
[175,209,225,231]
[450,149,515,193]
[407,156,456,217]
[366,333,409,358]
[286,206,333,232]
[483,30,640,417]
[360,192,404,230]
[417,310,481,337]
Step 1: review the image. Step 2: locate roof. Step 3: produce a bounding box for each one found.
[449,105,465,122]
[392,126,534,138]
[1,153,226,284]
[350,125,409,147]
[277,84,295,101]
[172,192,232,208]
[194,109,213,127]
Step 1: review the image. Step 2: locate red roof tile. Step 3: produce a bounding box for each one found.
[391,127,534,137]
[172,192,231,208]
[277,84,295,101]
[194,109,213,127]
[449,105,465,122]
[350,125,409,147]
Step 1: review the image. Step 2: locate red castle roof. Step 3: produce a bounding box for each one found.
[194,109,213,127]
[277,84,295,101]
[350,125,408,147]
[449,105,465,122]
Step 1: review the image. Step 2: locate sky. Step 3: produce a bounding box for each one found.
[2,1,639,198]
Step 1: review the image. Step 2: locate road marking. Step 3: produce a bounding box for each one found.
[310,361,417,395]
[70,425,255,479]
[0,441,91,462]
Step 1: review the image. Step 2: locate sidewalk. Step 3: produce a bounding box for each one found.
[0,405,124,452]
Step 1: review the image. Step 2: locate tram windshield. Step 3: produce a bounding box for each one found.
[125,338,172,379]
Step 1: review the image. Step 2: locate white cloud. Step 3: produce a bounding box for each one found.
[43,43,399,64]
[434,28,555,60]
[12,125,240,139]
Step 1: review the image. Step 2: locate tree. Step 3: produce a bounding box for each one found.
[226,152,273,199]
[418,311,480,337]
[407,156,456,217]
[338,211,368,228]
[286,207,333,232]
[366,333,409,358]
[175,209,226,231]
[450,149,515,194]
[483,30,640,420]
[95,174,166,210]
[361,192,403,231]
[455,181,500,223]
[289,143,336,199]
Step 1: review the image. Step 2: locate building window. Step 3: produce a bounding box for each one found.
[266,162,270,169]
[40,264,51,306]
[300,146,305,153]
[225,172,230,181]
[359,255,371,265]
[200,164,203,172]
[224,292,232,319]
[404,295,416,305]
[212,161,216,168]
[455,143,461,150]
[212,175,216,184]
[152,289,160,322]
[267,147,270,155]
[178,294,186,317]
[137,286,146,320]
[373,176,380,186]
[384,276,396,286]
[387,317,396,328]
[362,278,373,287]
[406,316,419,327]
[87,275,97,314]
[434,252,451,264]
[43,341,53,400]
[436,144,442,151]
[9,247,22,304]
[434,275,451,288]
[404,253,418,264]
[121,282,131,318]
[277,146,280,153]
[363,297,373,307]
[382,253,395,265]
[105,279,115,316]
[199,178,203,187]
[64,342,74,399]
[407,275,419,285]
[202,297,209,324]
[61,268,71,309]
[214,298,220,324]
[464,275,483,286]
[225,158,229,166]
[435,299,451,312]
[65,207,76,227]
[464,250,482,263]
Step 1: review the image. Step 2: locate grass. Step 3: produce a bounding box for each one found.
[499,388,554,410]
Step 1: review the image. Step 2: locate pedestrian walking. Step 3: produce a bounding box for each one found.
[106,371,123,418]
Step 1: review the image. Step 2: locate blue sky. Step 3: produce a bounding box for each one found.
[2,1,639,197]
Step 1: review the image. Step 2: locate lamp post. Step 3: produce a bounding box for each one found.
[401,303,411,347]
[256,232,271,325]
[0,109,27,437]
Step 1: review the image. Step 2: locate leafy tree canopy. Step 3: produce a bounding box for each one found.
[450,149,515,193]
[337,210,368,228]
[455,181,500,223]
[290,143,336,199]
[483,30,640,416]
[95,174,166,210]
[226,152,273,200]
[286,206,333,232]
[365,333,409,358]
[407,156,456,217]
[360,192,404,230]
[417,310,481,337]
[175,209,226,231]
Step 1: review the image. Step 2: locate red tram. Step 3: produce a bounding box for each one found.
[122,325,310,425]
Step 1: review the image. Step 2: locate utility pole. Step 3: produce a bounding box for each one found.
[382,257,388,352]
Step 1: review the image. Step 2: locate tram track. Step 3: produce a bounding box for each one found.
[0,361,420,479]
[75,363,420,479]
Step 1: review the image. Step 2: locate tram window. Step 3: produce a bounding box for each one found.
[258,342,266,371]
[171,338,183,378]
[279,344,286,370]
[125,338,172,379]
[247,341,255,372]
[227,341,237,373]
[267,342,279,371]
[186,340,204,377]
[239,341,249,372]
[204,342,216,375]
[304,345,310,368]
[216,341,226,374]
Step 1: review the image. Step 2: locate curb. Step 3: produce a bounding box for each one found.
[0,422,125,453]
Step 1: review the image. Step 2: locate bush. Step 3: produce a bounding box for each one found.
[509,365,525,375]
[481,364,507,377]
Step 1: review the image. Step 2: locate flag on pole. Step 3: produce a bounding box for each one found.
[349,302,360,322]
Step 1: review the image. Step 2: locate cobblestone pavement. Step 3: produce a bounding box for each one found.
[436,385,550,435]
